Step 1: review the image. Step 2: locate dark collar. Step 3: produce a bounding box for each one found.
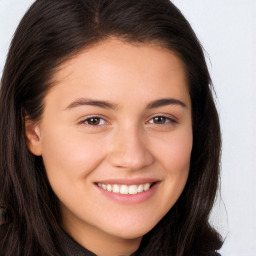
[58,229,139,256]
[58,229,97,256]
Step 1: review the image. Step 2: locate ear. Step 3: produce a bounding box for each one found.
[25,118,42,156]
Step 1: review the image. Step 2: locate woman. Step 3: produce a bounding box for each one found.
[0,0,223,255]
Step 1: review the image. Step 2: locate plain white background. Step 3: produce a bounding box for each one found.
[0,1,255,255]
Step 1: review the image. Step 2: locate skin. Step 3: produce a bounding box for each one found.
[26,38,193,256]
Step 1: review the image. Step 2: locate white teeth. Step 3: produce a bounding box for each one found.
[120,185,129,194]
[137,184,144,193]
[107,184,112,192]
[128,185,138,195]
[112,184,120,193]
[97,182,153,194]
[144,183,150,191]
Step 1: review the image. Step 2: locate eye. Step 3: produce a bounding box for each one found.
[81,117,106,126]
[148,116,176,125]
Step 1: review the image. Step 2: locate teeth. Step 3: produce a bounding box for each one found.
[112,184,120,193]
[137,184,144,193]
[107,184,112,192]
[120,185,129,194]
[128,185,138,195]
[97,183,153,194]
[144,183,150,191]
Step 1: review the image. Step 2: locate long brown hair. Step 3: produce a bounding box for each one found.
[0,0,223,255]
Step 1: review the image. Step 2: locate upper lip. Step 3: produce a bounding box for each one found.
[94,178,160,185]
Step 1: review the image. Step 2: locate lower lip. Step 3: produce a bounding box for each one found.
[95,183,160,204]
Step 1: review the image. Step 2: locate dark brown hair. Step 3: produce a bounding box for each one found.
[0,0,223,255]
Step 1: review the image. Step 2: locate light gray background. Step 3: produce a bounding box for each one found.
[1,1,255,255]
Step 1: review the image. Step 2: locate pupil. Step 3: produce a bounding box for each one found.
[88,118,100,125]
[154,116,166,124]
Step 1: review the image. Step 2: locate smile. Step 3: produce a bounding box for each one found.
[97,183,152,195]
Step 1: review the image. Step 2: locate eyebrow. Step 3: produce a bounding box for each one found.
[146,98,187,109]
[65,97,187,111]
[65,98,118,110]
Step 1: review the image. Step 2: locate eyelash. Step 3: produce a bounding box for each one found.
[79,116,107,126]
[147,116,177,125]
[79,115,177,127]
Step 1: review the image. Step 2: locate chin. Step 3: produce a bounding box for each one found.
[100,219,158,240]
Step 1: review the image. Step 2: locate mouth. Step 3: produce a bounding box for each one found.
[96,182,157,195]
[94,179,160,204]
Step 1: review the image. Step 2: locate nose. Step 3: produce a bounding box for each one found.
[107,126,154,170]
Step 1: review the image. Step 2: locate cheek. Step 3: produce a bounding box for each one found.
[151,128,192,206]
[153,128,193,173]
[40,127,107,189]
[167,137,192,173]
[167,133,192,186]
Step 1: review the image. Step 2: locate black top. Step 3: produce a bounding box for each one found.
[58,229,139,256]
[58,229,97,256]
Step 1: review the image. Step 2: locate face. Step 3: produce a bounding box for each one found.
[26,39,192,251]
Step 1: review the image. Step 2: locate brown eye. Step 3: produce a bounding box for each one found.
[153,116,167,124]
[85,117,105,126]
[148,116,176,125]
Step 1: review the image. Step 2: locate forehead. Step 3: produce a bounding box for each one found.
[47,38,190,109]
[53,38,186,81]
